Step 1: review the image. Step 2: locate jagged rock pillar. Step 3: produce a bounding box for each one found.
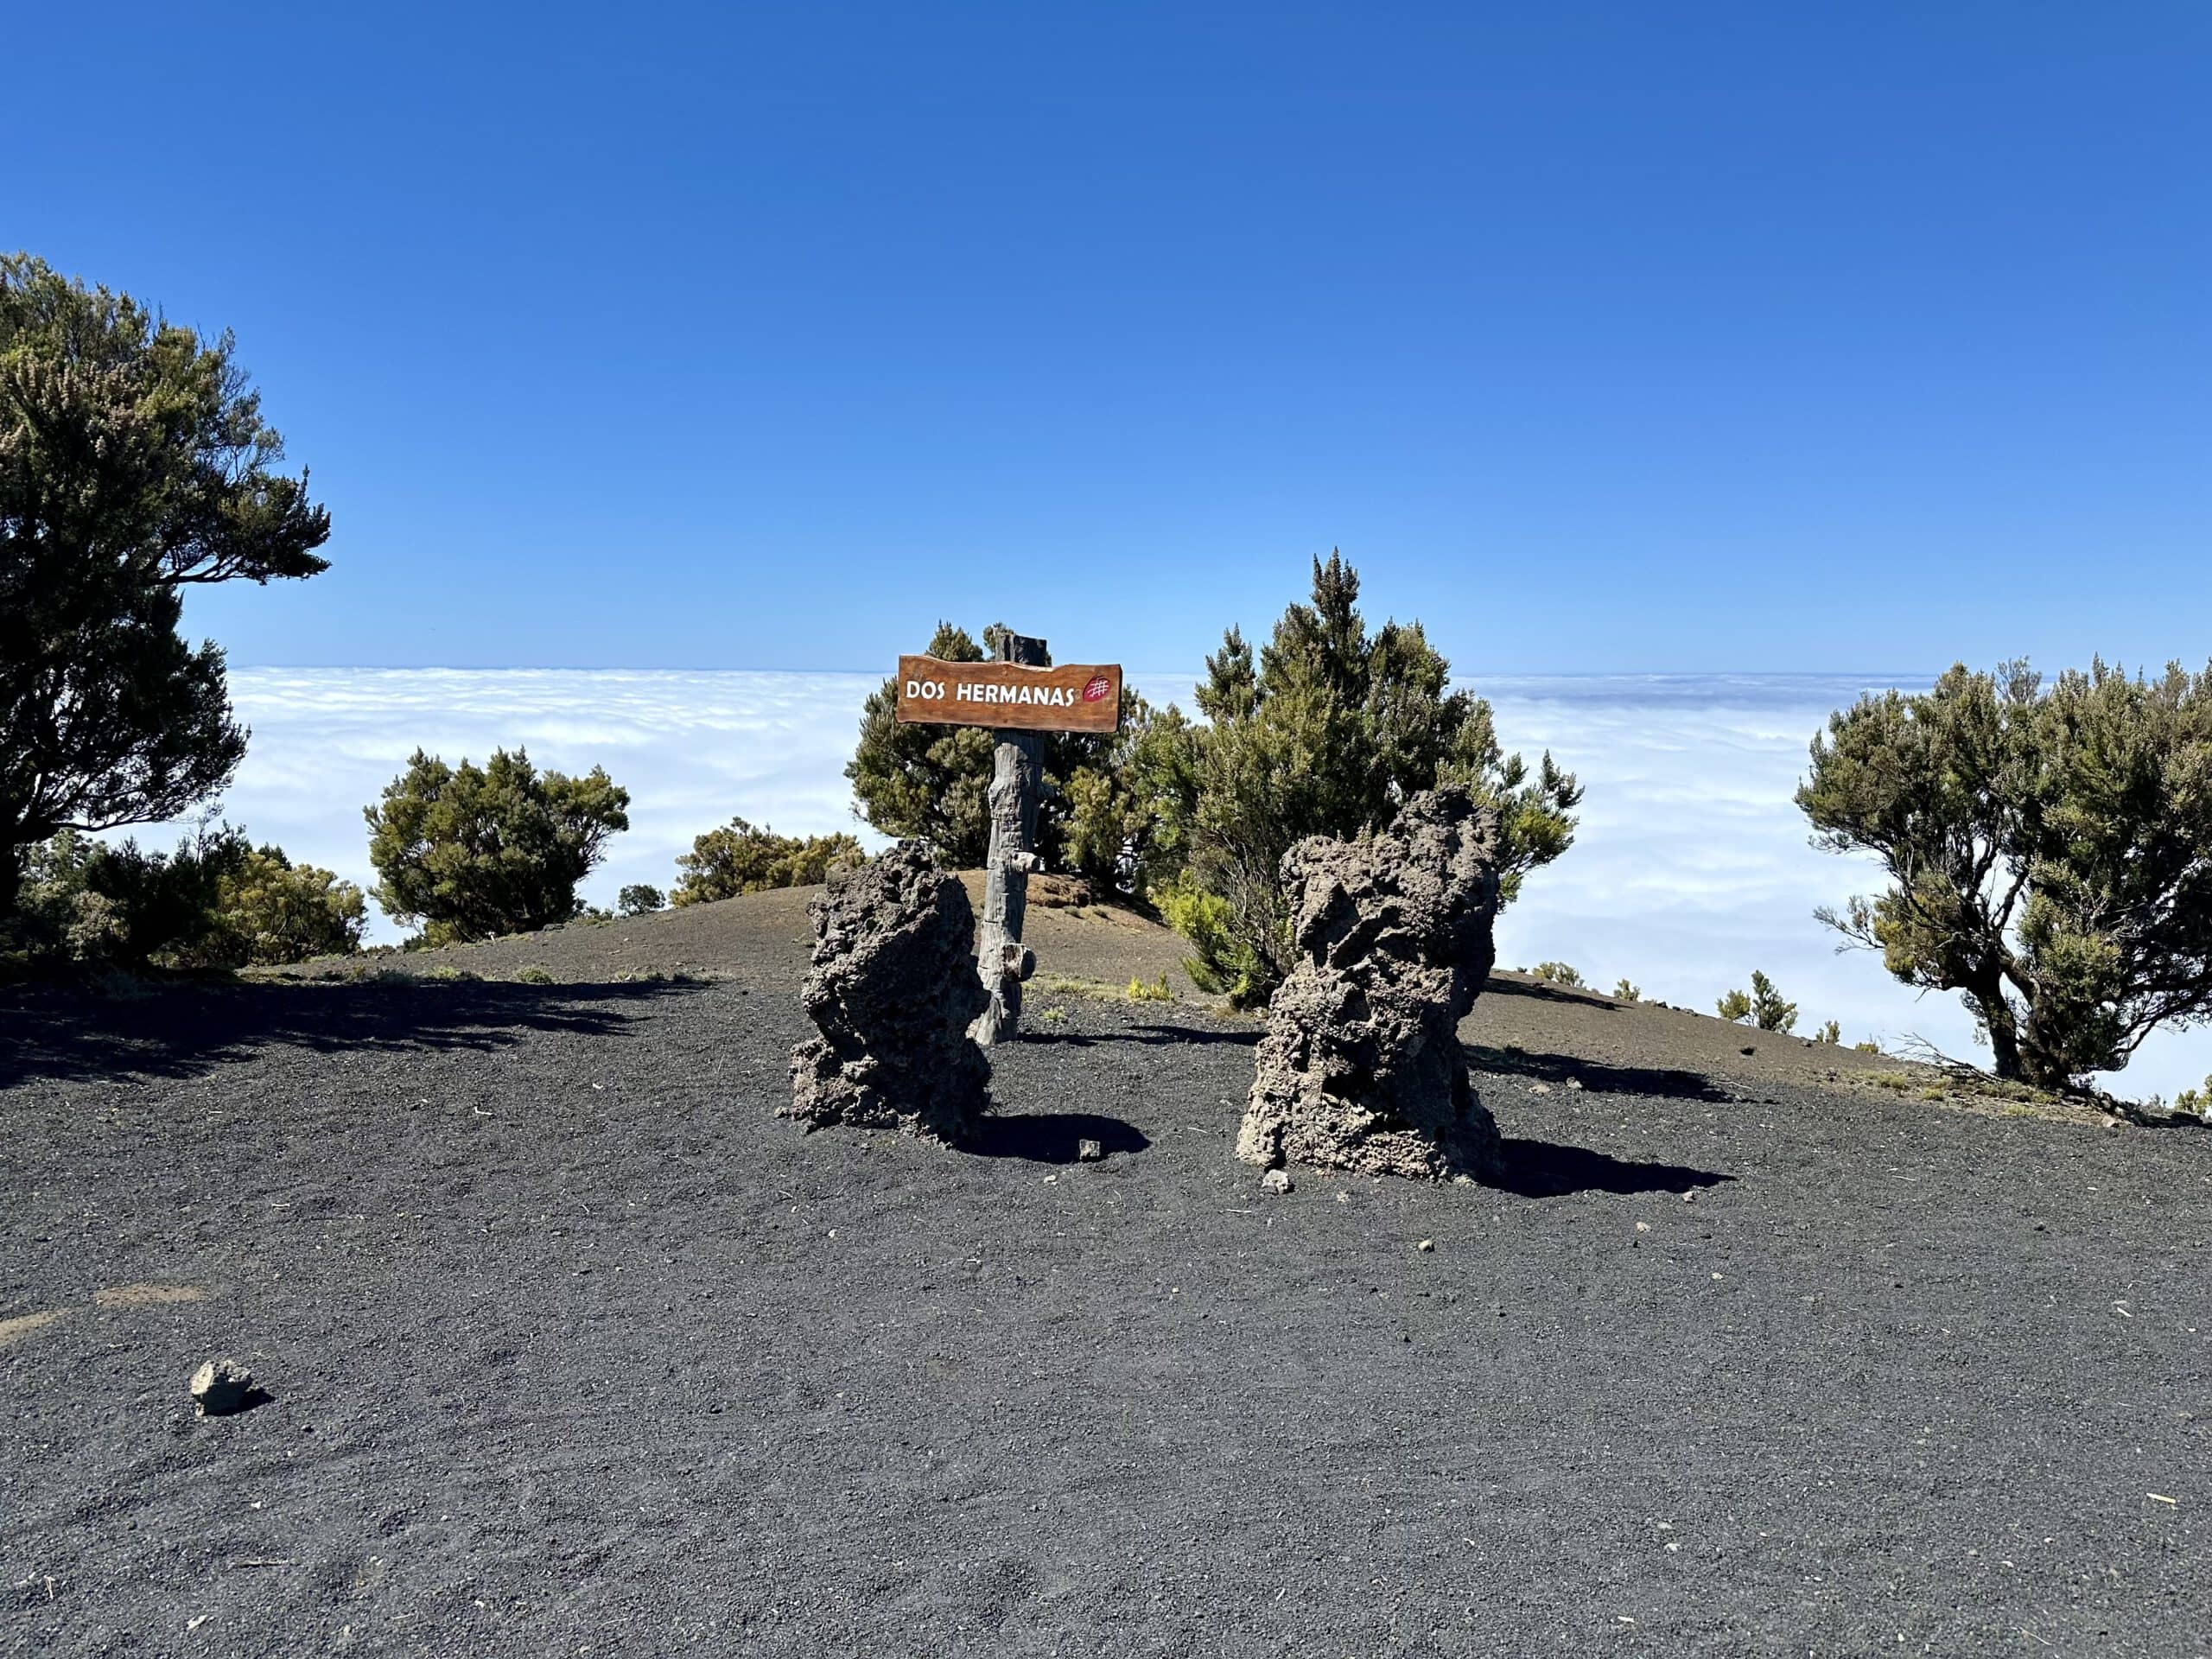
[1236,785,1506,1181]
[788,842,991,1142]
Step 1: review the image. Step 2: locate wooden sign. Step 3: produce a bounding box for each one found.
[896,655,1122,734]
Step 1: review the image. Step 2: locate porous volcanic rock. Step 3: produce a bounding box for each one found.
[787,842,991,1142]
[1236,786,1504,1180]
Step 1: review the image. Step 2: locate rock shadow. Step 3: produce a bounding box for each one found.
[0,977,704,1092]
[965,1111,1151,1165]
[1467,1043,1729,1103]
[1482,975,1622,1009]
[1489,1136,1734,1198]
[1022,1021,1258,1049]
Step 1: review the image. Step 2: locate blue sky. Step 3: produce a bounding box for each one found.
[13,3,2208,676]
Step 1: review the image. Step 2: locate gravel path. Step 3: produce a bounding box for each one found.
[3,974,2208,1656]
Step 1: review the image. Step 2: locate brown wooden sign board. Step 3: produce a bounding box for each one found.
[896,655,1122,734]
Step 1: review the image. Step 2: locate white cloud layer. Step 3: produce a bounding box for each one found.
[149,668,2209,1103]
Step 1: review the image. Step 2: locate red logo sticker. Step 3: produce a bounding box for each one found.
[1081,673,1111,702]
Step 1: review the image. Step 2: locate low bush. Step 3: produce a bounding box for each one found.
[1530,962,1585,988]
[1718,970,1797,1033]
[1611,978,1642,1003]
[8,825,365,970]
[618,883,666,917]
[671,818,863,906]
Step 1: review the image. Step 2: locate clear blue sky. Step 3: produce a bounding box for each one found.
[15,3,2208,676]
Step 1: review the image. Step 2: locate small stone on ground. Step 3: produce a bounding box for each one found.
[190,1357,253,1416]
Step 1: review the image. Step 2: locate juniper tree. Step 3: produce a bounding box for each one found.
[365,748,629,945]
[1150,553,1582,1007]
[0,254,330,920]
[1799,659,2212,1090]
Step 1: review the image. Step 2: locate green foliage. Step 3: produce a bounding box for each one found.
[1611,978,1642,1003]
[1717,969,1797,1032]
[1812,1019,1842,1045]
[1147,554,1582,1007]
[1126,973,1174,1002]
[1801,660,2212,1089]
[365,747,630,946]
[1854,1040,1884,1055]
[1530,961,1585,988]
[670,817,862,906]
[617,883,666,917]
[1154,868,1274,1007]
[7,823,361,969]
[843,623,1157,899]
[513,965,554,985]
[2176,1076,2209,1116]
[0,255,330,923]
[211,844,366,963]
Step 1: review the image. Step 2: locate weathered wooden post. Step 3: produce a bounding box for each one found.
[973,628,1046,1044]
[890,635,1122,1047]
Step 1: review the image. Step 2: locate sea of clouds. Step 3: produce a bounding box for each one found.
[168,667,2209,1103]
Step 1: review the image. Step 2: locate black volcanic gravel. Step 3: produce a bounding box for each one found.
[3,976,2208,1656]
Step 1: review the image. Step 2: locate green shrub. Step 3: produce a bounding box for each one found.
[1154,868,1273,1007]
[1127,973,1174,1002]
[365,747,629,946]
[670,818,864,906]
[1801,659,2212,1089]
[513,965,553,985]
[1718,970,1797,1033]
[1812,1019,1841,1045]
[1611,978,1642,1003]
[1145,554,1581,1008]
[617,883,665,917]
[8,824,364,970]
[2175,1076,2209,1116]
[1531,962,1585,988]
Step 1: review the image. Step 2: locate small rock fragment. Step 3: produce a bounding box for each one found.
[1260,1168,1294,1195]
[1563,1077,1584,1091]
[1635,1221,1650,1233]
[190,1357,253,1417]
[1077,1138,1104,1162]
[1529,1082,1552,1096]
[1416,1238,1435,1253]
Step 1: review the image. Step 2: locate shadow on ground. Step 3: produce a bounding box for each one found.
[1491,1136,1733,1198]
[0,978,705,1091]
[1481,976,1621,1009]
[1022,1021,1259,1049]
[1469,1043,1729,1103]
[967,1111,1152,1164]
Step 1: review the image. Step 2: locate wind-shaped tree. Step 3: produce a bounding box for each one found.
[0,254,331,921]
[1799,659,2212,1089]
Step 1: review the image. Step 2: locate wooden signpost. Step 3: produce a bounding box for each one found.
[896,634,1122,1045]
